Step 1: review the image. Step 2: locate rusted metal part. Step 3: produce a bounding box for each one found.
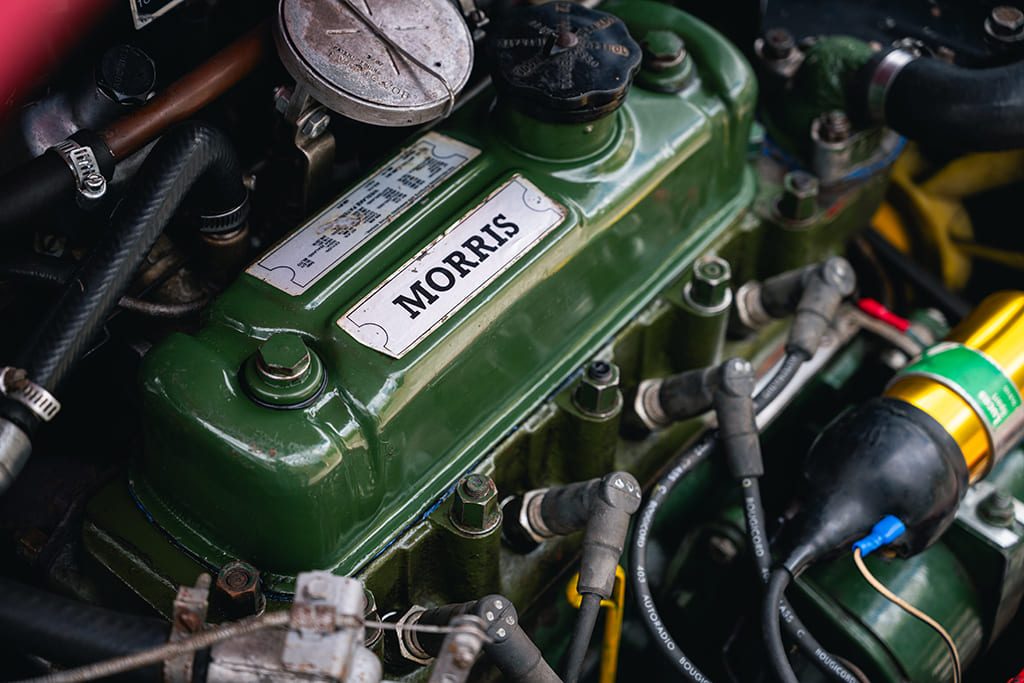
[166,574,211,683]
[215,561,265,618]
[426,615,487,683]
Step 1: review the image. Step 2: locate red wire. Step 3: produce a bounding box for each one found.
[857,298,911,333]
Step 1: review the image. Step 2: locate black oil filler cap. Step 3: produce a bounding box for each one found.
[489,2,641,123]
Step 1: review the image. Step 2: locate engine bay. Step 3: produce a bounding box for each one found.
[1,1,1024,681]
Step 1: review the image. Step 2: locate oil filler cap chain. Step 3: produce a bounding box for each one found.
[0,367,61,422]
[488,2,642,123]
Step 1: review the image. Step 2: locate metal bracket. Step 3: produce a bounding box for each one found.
[50,139,107,206]
[0,367,61,422]
[456,0,489,39]
[426,614,487,683]
[165,574,211,683]
[283,572,366,678]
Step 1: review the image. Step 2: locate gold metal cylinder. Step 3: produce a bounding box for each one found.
[886,291,1024,481]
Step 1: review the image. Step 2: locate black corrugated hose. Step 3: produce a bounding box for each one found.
[0,576,168,681]
[0,121,246,439]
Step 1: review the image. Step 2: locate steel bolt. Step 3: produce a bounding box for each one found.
[819,110,852,143]
[987,6,1024,41]
[574,361,622,417]
[257,333,312,382]
[451,474,501,534]
[778,170,819,222]
[688,256,732,309]
[97,44,156,106]
[979,489,1016,528]
[762,28,796,60]
[641,30,687,71]
[215,561,264,617]
[301,109,331,139]
[273,85,292,114]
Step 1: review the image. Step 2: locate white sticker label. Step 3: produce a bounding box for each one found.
[338,175,566,359]
[130,0,188,29]
[247,132,480,296]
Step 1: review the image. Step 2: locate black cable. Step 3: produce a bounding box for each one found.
[563,592,601,683]
[764,568,798,683]
[752,353,804,413]
[862,229,970,323]
[629,429,717,682]
[628,353,805,682]
[717,356,861,683]
[0,577,167,681]
[0,253,76,286]
[740,479,861,683]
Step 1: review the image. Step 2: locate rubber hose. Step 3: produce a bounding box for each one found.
[882,57,1024,153]
[0,577,167,681]
[0,122,244,436]
[0,152,75,234]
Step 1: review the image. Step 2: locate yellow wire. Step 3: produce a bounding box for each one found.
[853,548,962,683]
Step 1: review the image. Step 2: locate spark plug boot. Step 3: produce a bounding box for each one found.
[630,365,715,432]
[734,256,857,358]
[502,471,641,599]
[408,595,562,683]
[714,358,761,479]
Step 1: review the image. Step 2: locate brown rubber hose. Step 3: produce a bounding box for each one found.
[100,22,270,159]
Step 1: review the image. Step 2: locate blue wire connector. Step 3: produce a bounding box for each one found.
[852,515,907,557]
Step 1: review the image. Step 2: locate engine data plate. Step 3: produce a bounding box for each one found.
[276,0,474,126]
[247,132,480,296]
[339,175,566,359]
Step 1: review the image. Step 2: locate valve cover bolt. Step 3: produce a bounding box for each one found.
[778,170,819,222]
[688,256,732,310]
[257,333,312,382]
[451,474,501,534]
[574,361,622,417]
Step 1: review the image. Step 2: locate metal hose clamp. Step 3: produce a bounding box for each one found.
[866,43,922,123]
[50,139,108,206]
[0,367,61,422]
